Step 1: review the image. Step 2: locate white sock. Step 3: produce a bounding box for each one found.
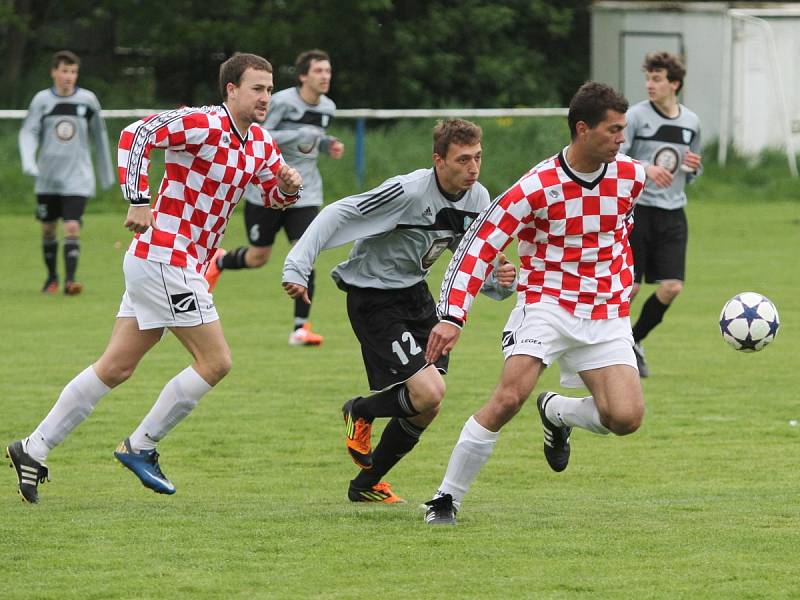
[128,366,212,452]
[545,393,610,435]
[436,415,500,509]
[25,366,111,463]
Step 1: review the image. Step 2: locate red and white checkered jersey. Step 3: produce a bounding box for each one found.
[118,104,291,273]
[439,150,646,322]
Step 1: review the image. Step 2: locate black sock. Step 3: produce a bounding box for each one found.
[353,384,419,421]
[632,292,671,342]
[220,247,249,270]
[352,417,425,488]
[63,237,80,282]
[293,270,314,326]
[43,237,58,280]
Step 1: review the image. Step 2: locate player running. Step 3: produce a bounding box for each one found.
[423,82,647,525]
[5,53,301,503]
[282,119,517,504]
[206,49,344,347]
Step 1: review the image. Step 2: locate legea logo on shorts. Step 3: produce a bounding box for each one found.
[170,292,197,313]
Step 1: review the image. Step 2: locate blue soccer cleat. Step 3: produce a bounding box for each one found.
[114,438,176,495]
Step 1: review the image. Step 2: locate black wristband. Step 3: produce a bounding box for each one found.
[129,197,150,206]
[280,185,303,199]
[440,315,464,328]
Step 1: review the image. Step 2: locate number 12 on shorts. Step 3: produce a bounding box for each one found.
[392,331,422,365]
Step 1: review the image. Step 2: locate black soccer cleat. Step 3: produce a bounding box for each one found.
[537,392,571,472]
[632,342,649,378]
[6,440,50,504]
[423,493,457,526]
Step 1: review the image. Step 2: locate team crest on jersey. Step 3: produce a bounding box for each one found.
[321,115,330,127]
[55,119,76,141]
[653,145,680,174]
[170,292,197,314]
[463,215,474,230]
[222,134,230,145]
[76,104,87,117]
[682,129,692,144]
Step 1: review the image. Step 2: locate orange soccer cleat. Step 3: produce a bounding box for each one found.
[288,322,323,346]
[64,281,83,296]
[348,481,405,504]
[342,398,372,469]
[204,248,226,292]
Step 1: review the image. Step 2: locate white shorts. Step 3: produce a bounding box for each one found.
[116,253,219,330]
[501,301,637,388]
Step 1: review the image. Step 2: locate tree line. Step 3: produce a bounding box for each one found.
[2,0,590,110]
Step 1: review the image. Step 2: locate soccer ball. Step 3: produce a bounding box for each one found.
[719,292,780,352]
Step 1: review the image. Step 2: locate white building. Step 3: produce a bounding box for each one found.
[592,1,800,172]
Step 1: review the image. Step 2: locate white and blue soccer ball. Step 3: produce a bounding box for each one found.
[719,292,780,352]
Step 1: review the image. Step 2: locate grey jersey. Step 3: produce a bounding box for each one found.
[245,87,336,208]
[283,168,514,298]
[620,100,702,210]
[19,87,115,196]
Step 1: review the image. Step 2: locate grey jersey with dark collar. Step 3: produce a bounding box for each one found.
[18,87,114,196]
[283,168,512,297]
[620,100,702,210]
[245,87,336,208]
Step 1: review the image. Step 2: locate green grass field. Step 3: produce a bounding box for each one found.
[1,118,799,598]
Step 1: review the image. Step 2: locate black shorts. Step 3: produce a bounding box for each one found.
[346,281,449,392]
[244,204,319,247]
[36,195,88,223]
[630,205,688,284]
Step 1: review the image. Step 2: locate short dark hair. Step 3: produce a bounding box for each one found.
[433,119,482,158]
[295,49,330,84]
[52,50,80,69]
[567,82,629,139]
[219,53,273,100]
[643,51,686,93]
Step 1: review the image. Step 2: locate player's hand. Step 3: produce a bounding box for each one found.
[682,150,702,173]
[495,253,516,288]
[277,164,302,196]
[425,321,462,363]
[123,205,154,234]
[645,164,673,188]
[283,282,310,305]
[328,138,345,159]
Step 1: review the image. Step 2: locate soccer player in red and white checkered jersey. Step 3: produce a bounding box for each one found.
[422,82,648,525]
[5,53,302,504]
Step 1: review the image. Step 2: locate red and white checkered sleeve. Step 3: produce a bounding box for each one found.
[438,182,535,324]
[253,133,294,209]
[117,108,208,205]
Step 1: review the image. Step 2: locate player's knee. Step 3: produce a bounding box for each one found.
[212,355,233,382]
[659,281,683,302]
[63,221,80,237]
[492,386,527,420]
[606,405,644,435]
[409,375,446,413]
[95,362,135,387]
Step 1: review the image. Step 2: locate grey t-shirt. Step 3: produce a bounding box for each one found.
[283,168,514,298]
[245,87,336,208]
[620,100,702,210]
[19,87,115,196]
